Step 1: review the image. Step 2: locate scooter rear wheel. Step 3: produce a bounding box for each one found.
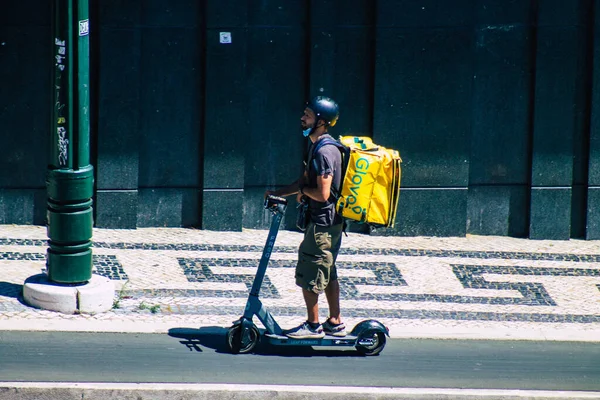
[355,330,386,356]
[226,324,260,354]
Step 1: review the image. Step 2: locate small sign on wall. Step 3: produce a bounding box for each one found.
[219,32,232,44]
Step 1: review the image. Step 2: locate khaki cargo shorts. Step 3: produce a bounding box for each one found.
[295,221,343,294]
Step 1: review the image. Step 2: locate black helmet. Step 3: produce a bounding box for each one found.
[306,96,339,127]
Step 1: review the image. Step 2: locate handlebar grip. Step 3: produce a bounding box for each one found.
[264,194,288,209]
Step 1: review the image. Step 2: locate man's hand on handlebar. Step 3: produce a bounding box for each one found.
[264,194,288,209]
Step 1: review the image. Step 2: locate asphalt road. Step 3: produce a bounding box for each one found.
[0,328,598,391]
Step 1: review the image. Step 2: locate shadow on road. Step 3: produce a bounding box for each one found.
[168,326,366,358]
[168,326,227,353]
[0,282,23,300]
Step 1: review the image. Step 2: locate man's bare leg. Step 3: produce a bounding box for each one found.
[303,288,320,323]
[325,279,342,324]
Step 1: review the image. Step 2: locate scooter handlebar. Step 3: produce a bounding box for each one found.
[264,195,288,210]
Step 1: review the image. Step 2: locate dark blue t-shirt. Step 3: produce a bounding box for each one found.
[305,134,343,227]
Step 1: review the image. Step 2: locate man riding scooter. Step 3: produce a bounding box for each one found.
[265,96,346,339]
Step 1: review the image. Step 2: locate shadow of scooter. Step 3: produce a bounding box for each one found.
[168,326,367,358]
[168,326,228,353]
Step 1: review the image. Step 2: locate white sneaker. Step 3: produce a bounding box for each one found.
[285,321,325,339]
[322,319,347,337]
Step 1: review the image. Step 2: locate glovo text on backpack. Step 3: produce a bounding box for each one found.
[336,136,402,227]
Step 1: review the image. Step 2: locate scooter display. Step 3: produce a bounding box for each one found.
[225,195,389,356]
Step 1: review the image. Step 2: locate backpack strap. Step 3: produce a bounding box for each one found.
[308,138,349,202]
[308,138,351,236]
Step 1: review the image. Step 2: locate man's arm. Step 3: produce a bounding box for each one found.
[302,148,336,202]
[265,172,308,199]
[302,174,332,202]
[266,180,300,198]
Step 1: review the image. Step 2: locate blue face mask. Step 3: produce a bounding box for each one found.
[302,127,312,137]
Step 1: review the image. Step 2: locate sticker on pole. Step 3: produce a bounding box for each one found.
[79,19,89,36]
[219,32,232,44]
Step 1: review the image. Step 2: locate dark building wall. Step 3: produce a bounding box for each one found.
[374,0,474,237]
[467,1,535,238]
[1,0,599,239]
[0,1,51,225]
[588,0,600,239]
[94,1,203,229]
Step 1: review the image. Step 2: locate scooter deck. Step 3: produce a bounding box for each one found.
[264,333,358,346]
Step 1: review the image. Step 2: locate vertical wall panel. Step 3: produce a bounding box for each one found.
[467,186,528,236]
[244,28,306,186]
[309,0,374,136]
[467,0,534,236]
[530,0,591,239]
[572,2,593,239]
[94,0,142,228]
[587,0,600,239]
[373,31,473,188]
[373,1,473,236]
[136,0,202,228]
[243,2,307,230]
[137,9,201,188]
[0,1,50,225]
[202,25,246,231]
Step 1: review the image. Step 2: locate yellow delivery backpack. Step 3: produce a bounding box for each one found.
[313,136,402,227]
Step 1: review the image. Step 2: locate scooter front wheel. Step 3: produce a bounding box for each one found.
[355,330,386,356]
[226,324,260,354]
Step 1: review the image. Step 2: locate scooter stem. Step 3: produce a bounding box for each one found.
[249,198,286,297]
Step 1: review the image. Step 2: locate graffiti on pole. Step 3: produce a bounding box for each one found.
[57,127,69,165]
[54,38,68,167]
[55,38,66,72]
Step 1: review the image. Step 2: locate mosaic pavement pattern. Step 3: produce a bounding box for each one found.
[0,225,599,340]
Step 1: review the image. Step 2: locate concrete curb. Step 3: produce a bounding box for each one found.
[22,274,114,314]
[1,383,599,400]
[1,319,600,343]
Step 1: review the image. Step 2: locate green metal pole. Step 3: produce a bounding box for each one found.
[47,0,94,284]
[77,0,90,168]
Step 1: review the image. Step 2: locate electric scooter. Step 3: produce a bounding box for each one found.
[225,195,389,356]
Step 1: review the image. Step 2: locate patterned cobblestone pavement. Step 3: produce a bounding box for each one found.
[1,225,599,341]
